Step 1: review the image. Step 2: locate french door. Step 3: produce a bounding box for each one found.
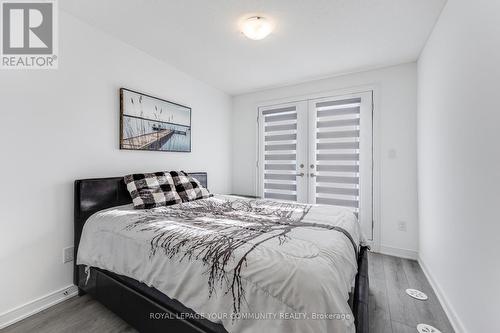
[258,92,373,239]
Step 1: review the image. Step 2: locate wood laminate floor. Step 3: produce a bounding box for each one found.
[368,253,454,333]
[2,253,454,333]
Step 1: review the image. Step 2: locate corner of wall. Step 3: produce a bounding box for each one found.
[418,256,466,333]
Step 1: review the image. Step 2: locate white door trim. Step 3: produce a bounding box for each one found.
[309,92,373,239]
[257,101,308,202]
[254,84,381,251]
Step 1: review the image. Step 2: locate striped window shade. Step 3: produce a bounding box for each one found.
[313,97,362,213]
[262,105,300,202]
[259,92,373,239]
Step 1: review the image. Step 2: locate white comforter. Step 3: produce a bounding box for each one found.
[77,195,363,333]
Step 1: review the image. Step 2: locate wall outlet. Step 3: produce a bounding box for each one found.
[397,221,407,232]
[63,246,74,263]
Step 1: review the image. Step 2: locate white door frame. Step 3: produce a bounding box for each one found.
[257,101,308,203]
[255,84,381,250]
[307,91,373,240]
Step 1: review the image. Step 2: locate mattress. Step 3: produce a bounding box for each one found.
[77,195,364,333]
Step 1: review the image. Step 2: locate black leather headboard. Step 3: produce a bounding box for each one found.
[73,172,207,286]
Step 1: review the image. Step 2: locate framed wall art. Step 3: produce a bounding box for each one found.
[120,88,191,152]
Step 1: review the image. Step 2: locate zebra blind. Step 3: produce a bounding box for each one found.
[314,97,361,212]
[262,105,298,201]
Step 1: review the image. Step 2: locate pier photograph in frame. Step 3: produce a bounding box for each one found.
[120,88,191,152]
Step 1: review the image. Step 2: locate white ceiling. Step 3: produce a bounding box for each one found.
[61,0,446,95]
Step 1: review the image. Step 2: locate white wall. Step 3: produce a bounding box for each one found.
[417,1,500,332]
[0,12,232,317]
[232,63,418,256]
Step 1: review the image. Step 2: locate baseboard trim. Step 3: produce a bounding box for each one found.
[0,285,78,330]
[0,260,465,333]
[418,257,466,333]
[377,245,418,260]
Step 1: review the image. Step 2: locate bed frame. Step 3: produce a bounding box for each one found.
[74,173,369,333]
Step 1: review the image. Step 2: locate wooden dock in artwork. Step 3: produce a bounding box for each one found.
[121,129,174,150]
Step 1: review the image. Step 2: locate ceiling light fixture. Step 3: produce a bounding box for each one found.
[240,16,273,40]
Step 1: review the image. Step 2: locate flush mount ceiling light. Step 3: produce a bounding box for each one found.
[240,16,273,40]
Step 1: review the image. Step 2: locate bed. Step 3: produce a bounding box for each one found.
[74,172,369,333]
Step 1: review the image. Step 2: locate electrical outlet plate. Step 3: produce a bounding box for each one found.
[63,246,74,263]
[397,221,407,232]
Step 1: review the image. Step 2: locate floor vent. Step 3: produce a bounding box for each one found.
[417,323,442,333]
[405,288,428,300]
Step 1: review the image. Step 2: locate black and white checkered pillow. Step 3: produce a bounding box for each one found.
[170,171,211,202]
[124,172,182,209]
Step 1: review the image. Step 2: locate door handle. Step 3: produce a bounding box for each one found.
[310,173,316,177]
[296,172,305,177]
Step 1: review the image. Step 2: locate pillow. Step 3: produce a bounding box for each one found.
[170,171,211,202]
[124,172,182,209]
